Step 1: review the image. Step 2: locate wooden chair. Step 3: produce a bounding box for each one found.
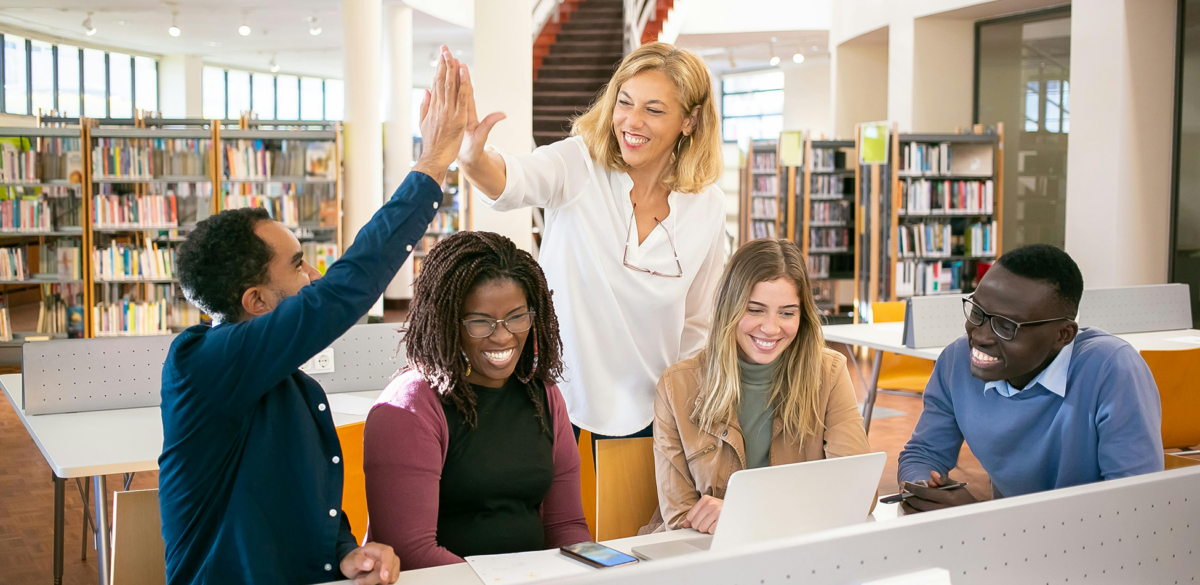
[595,437,657,541]
[1140,347,1200,452]
[110,489,165,585]
[577,430,598,539]
[871,301,935,394]
[336,421,368,545]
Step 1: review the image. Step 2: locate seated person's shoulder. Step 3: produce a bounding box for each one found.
[818,346,847,374]
[1072,327,1135,360]
[658,356,705,401]
[373,368,443,419]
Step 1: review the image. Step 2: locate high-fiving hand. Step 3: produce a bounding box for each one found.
[412,45,471,185]
[456,64,506,168]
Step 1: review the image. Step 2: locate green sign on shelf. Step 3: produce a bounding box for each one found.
[779,131,804,167]
[859,122,890,165]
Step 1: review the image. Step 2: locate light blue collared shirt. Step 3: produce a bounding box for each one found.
[984,339,1075,398]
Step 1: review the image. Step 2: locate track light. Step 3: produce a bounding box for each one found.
[792,50,804,64]
[82,12,97,36]
[308,16,322,36]
[168,12,181,37]
[768,41,780,67]
[239,23,251,36]
[269,56,280,73]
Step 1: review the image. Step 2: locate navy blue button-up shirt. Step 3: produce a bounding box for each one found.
[159,172,441,584]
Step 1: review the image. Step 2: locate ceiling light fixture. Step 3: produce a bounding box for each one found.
[768,41,780,67]
[238,15,251,37]
[792,49,805,64]
[308,16,322,36]
[168,12,181,37]
[269,55,280,73]
[82,12,97,36]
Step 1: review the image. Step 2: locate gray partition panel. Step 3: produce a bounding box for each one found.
[23,323,408,416]
[904,294,966,348]
[1077,284,1192,335]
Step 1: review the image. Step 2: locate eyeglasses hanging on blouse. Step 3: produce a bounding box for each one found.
[622,204,683,278]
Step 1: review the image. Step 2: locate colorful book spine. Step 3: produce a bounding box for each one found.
[92,243,176,281]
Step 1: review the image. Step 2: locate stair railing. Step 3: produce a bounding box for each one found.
[624,0,656,53]
[532,0,564,42]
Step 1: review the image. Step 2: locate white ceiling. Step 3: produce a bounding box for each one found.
[0,0,474,80]
[676,29,829,75]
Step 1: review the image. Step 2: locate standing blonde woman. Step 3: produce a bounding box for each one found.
[649,239,872,534]
[456,43,727,445]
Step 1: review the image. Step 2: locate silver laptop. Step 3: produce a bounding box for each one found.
[631,452,887,560]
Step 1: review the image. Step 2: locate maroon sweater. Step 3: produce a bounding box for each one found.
[363,368,591,569]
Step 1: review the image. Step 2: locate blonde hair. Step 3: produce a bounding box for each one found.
[571,42,722,194]
[692,239,826,445]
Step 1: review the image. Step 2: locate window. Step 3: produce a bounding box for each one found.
[135,56,157,113]
[4,35,28,115]
[720,71,784,143]
[252,73,275,120]
[30,40,53,115]
[277,75,299,120]
[202,66,226,120]
[57,46,81,117]
[324,79,343,121]
[82,48,106,118]
[109,53,133,118]
[227,70,250,118]
[300,77,323,120]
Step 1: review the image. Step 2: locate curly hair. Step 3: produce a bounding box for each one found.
[177,207,274,323]
[996,244,1084,315]
[404,231,564,433]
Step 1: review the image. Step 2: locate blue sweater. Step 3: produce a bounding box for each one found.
[158,172,441,585]
[898,328,1163,499]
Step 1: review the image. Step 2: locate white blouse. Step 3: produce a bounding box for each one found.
[479,136,727,436]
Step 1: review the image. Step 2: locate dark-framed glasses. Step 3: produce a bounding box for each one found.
[962,296,1074,341]
[623,206,683,278]
[461,311,536,338]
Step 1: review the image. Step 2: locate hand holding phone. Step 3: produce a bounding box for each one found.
[561,542,639,569]
[879,479,967,504]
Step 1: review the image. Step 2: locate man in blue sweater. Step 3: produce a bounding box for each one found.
[898,244,1163,514]
[158,48,469,584]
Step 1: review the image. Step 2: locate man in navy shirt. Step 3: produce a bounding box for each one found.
[159,48,470,584]
[898,245,1163,513]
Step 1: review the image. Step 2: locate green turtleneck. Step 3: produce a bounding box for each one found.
[737,358,778,469]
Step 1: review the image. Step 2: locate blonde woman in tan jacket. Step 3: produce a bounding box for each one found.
[648,238,873,534]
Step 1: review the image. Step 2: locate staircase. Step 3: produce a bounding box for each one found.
[532,0,626,147]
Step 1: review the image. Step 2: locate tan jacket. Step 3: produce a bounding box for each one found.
[647,348,872,531]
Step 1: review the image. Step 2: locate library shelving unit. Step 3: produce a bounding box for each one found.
[412,165,466,280]
[855,123,898,321]
[740,138,783,245]
[801,138,857,324]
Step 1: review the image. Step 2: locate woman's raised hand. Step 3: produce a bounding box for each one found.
[457,65,507,167]
[413,46,470,184]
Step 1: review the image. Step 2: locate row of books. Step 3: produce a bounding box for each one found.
[809,175,847,197]
[807,254,830,279]
[0,139,85,183]
[752,174,778,194]
[222,140,336,179]
[93,298,172,337]
[750,198,779,220]
[302,243,339,275]
[94,194,179,228]
[899,142,953,176]
[0,247,27,281]
[37,242,83,280]
[92,139,213,179]
[809,227,850,250]
[750,220,777,239]
[810,149,841,172]
[0,305,10,341]
[37,283,85,337]
[811,201,851,224]
[92,243,176,281]
[751,151,777,172]
[428,212,458,233]
[965,221,999,257]
[0,199,54,232]
[223,195,301,227]
[898,222,952,258]
[899,179,995,215]
[894,260,984,297]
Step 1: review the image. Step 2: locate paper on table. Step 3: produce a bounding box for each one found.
[326,394,376,416]
[466,549,591,584]
[1165,336,1200,345]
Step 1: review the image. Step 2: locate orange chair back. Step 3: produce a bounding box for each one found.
[336,421,368,544]
[870,301,934,393]
[1141,347,1200,450]
[595,437,657,541]
[871,301,907,324]
[577,430,598,539]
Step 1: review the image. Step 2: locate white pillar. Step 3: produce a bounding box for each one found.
[831,35,888,140]
[472,0,534,251]
[384,5,416,301]
[159,55,203,118]
[910,18,974,133]
[782,58,831,138]
[1064,0,1176,286]
[886,18,915,132]
[342,0,386,316]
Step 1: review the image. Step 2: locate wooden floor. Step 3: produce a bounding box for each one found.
[0,344,998,584]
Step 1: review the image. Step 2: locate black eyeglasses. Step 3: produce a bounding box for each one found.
[623,206,683,278]
[962,296,1074,341]
[461,312,536,338]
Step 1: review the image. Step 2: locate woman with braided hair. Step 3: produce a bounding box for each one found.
[362,231,590,570]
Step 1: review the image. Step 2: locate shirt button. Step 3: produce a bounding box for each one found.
[325,564,332,572]
[319,403,326,412]
[329,509,337,517]
[433,202,439,209]
[406,244,413,252]
[333,456,341,464]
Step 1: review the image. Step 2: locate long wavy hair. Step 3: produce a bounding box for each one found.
[692,239,826,445]
[571,42,722,194]
[403,231,565,432]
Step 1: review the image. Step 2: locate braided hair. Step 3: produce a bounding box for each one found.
[404,231,564,433]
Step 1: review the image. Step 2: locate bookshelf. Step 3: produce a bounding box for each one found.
[801,138,857,324]
[740,139,783,245]
[412,165,465,280]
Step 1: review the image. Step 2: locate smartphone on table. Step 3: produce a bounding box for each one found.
[560,541,640,568]
[879,480,969,504]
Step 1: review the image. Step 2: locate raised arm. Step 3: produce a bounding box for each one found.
[456,66,508,199]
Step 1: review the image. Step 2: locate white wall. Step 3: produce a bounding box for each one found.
[159,55,203,118]
[832,37,888,140]
[783,58,832,137]
[911,17,975,132]
[675,0,831,35]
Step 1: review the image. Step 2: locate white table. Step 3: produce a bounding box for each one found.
[822,322,1200,432]
[0,373,381,585]
[317,503,902,585]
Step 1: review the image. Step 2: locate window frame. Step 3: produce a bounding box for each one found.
[719,69,786,144]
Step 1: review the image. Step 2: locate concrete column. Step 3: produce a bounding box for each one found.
[886,18,915,132]
[383,5,416,300]
[342,0,385,316]
[782,58,832,138]
[911,17,974,132]
[472,0,534,251]
[1064,0,1176,286]
[159,55,203,118]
